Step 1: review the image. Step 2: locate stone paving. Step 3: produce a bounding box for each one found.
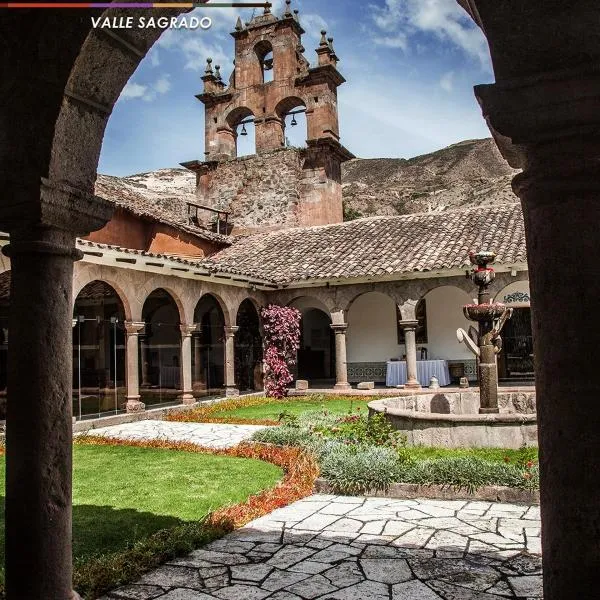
[100,495,543,599]
[82,420,268,449]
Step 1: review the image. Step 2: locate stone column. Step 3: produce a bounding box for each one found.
[179,324,196,405]
[224,325,239,396]
[124,321,145,413]
[330,324,351,390]
[399,320,421,389]
[476,66,600,598]
[3,228,95,600]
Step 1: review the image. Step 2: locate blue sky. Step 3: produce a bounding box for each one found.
[99,0,494,176]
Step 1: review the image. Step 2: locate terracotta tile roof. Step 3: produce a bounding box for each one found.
[206,203,527,284]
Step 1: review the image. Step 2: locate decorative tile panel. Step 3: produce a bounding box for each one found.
[348,362,387,383]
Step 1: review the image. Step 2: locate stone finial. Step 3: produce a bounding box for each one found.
[215,64,222,81]
[264,1,272,14]
[205,57,213,75]
[235,16,243,31]
[320,30,328,46]
[284,0,292,17]
[328,37,335,50]
[293,9,299,21]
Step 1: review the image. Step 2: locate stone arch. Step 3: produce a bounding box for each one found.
[196,291,232,329]
[235,298,263,392]
[254,39,274,83]
[48,9,191,202]
[225,106,256,156]
[287,294,334,314]
[73,280,128,418]
[72,271,133,322]
[275,96,307,147]
[141,285,185,326]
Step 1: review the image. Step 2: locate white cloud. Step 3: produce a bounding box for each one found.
[154,75,171,94]
[149,49,161,67]
[439,70,454,92]
[370,0,490,67]
[121,75,172,102]
[120,82,147,100]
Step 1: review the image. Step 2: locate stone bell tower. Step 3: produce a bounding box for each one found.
[181,0,354,233]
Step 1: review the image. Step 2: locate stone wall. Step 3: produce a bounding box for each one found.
[197,147,342,233]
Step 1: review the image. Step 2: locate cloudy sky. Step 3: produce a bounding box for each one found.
[99,0,494,176]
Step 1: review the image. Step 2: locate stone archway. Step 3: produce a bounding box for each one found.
[3,3,600,598]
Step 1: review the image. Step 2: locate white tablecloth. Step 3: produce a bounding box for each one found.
[386,360,450,387]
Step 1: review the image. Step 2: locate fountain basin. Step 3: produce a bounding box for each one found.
[463,303,509,322]
[369,390,537,448]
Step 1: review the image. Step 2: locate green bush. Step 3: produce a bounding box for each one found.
[252,426,313,447]
[319,442,401,494]
[398,456,539,493]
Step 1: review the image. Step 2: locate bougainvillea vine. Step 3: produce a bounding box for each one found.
[260,304,302,399]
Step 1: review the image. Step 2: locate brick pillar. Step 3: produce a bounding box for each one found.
[330,323,351,390]
[124,321,145,413]
[399,320,421,390]
[224,325,239,396]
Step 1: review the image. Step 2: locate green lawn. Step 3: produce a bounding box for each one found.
[0,444,283,564]
[211,396,370,421]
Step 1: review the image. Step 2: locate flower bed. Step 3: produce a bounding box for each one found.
[251,409,539,496]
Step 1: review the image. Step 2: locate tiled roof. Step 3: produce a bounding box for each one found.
[95,175,231,246]
[206,203,526,284]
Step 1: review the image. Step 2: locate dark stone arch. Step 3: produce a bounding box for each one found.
[140,288,182,406]
[73,280,127,419]
[193,293,226,395]
[235,299,263,392]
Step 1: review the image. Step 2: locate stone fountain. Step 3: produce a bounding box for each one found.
[457,250,513,414]
[368,250,536,448]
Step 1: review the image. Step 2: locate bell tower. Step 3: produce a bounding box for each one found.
[182,1,354,232]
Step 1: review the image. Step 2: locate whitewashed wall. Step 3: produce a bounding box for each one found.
[423,286,473,360]
[347,292,399,362]
[346,286,475,362]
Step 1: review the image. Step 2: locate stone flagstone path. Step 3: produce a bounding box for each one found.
[100,495,543,599]
[82,420,268,449]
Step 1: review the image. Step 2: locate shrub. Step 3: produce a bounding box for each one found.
[252,426,314,447]
[398,456,539,493]
[319,442,400,494]
[260,305,301,399]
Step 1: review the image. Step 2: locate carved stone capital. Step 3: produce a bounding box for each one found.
[399,319,419,332]
[330,323,348,334]
[224,325,239,337]
[0,178,113,235]
[124,321,145,335]
[180,323,199,337]
[476,67,600,172]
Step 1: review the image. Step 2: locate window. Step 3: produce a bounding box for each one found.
[397,299,428,344]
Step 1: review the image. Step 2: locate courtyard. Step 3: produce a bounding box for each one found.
[13,394,539,599]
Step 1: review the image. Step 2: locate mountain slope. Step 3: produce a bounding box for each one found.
[341,138,519,217]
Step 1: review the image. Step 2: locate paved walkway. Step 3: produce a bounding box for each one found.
[82,420,268,449]
[100,495,543,600]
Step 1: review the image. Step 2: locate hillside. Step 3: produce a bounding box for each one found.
[341,138,519,218]
[95,138,519,226]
